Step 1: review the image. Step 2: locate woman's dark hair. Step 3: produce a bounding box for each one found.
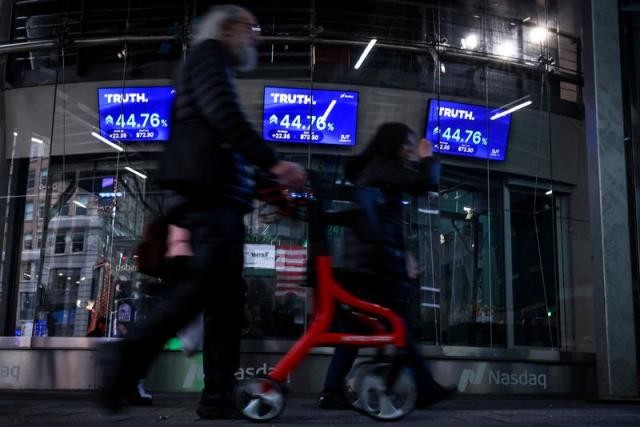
[345,122,414,181]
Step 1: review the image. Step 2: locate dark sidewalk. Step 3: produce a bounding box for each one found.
[1,391,640,426]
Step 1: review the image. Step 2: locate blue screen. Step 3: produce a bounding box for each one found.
[425,99,511,161]
[263,86,358,146]
[98,87,175,142]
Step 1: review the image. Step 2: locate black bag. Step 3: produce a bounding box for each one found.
[157,120,234,198]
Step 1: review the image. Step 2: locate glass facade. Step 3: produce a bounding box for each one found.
[0,0,592,357]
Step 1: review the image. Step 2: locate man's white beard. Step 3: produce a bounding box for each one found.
[235,43,258,72]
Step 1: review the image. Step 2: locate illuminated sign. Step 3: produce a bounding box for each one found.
[98,87,175,142]
[425,99,511,161]
[263,86,358,146]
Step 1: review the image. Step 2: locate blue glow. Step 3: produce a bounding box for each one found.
[425,99,511,161]
[263,86,358,146]
[98,87,175,142]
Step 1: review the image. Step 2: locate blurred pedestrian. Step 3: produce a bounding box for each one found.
[99,4,305,419]
[318,122,453,409]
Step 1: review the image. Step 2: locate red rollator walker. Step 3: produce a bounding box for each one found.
[234,177,418,421]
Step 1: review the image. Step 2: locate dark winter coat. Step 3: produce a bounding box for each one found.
[158,40,278,213]
[341,156,440,288]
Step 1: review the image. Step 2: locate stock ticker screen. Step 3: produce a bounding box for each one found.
[425,99,512,161]
[263,86,359,146]
[98,87,175,142]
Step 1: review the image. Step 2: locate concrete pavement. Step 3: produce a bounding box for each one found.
[1,391,639,426]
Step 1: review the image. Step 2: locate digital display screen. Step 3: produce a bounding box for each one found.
[98,87,175,142]
[101,177,114,188]
[425,99,512,161]
[263,86,358,146]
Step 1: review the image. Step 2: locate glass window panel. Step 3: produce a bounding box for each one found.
[24,201,33,221]
[19,292,36,321]
[43,268,81,336]
[54,232,66,254]
[74,195,88,216]
[71,231,84,253]
[40,169,48,188]
[23,234,33,250]
[27,170,36,190]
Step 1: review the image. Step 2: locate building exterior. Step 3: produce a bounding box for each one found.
[0,0,638,397]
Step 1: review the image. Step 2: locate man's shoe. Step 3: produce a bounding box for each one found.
[123,382,153,406]
[414,384,456,409]
[318,390,351,410]
[196,392,238,419]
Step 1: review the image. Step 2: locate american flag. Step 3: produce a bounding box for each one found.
[275,245,308,297]
[87,259,111,336]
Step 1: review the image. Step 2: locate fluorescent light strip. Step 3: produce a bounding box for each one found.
[73,200,87,209]
[354,38,377,69]
[91,131,124,152]
[545,190,553,195]
[31,137,44,144]
[124,166,148,179]
[490,100,532,120]
[417,208,440,215]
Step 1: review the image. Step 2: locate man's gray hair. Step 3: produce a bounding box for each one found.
[191,5,248,45]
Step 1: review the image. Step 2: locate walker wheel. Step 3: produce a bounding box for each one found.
[348,363,416,421]
[234,377,285,421]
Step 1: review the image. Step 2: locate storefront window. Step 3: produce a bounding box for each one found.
[0,1,590,354]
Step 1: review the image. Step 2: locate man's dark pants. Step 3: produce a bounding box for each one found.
[101,205,246,399]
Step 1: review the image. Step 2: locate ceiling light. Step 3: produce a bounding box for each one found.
[523,17,531,22]
[354,38,377,69]
[31,137,44,144]
[496,41,517,57]
[73,200,87,209]
[13,131,18,137]
[91,131,124,152]
[490,100,532,120]
[530,26,548,43]
[440,62,446,73]
[124,166,148,179]
[545,190,553,195]
[461,34,478,50]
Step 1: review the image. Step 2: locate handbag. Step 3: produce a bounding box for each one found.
[135,217,170,277]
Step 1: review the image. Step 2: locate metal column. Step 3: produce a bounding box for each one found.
[582,0,639,398]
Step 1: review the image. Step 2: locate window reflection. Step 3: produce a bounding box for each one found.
[1,1,584,353]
